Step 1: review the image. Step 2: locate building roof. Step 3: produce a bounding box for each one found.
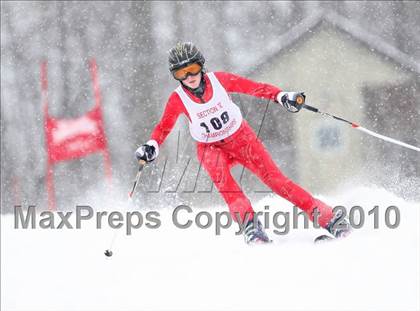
[240,9,420,76]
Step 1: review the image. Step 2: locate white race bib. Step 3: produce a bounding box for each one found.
[175,72,243,143]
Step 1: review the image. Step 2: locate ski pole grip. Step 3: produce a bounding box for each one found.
[296,94,305,106]
[136,160,147,172]
[302,104,319,113]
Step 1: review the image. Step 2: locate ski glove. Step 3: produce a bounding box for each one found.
[276,91,306,113]
[135,140,159,163]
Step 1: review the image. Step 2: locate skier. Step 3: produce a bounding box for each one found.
[135,42,351,244]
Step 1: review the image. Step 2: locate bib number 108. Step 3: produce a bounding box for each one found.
[200,111,229,133]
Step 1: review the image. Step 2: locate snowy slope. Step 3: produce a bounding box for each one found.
[1,186,419,311]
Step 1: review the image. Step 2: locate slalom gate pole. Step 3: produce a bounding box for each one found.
[104,159,147,257]
[302,104,420,153]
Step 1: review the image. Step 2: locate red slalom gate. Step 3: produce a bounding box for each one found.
[40,59,112,210]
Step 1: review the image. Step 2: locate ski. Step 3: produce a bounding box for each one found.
[314,234,335,244]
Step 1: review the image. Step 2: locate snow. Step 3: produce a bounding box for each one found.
[1,186,419,311]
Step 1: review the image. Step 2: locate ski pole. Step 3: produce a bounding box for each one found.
[302,103,420,152]
[128,159,147,198]
[104,159,147,257]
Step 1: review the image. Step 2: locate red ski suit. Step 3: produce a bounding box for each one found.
[151,72,333,228]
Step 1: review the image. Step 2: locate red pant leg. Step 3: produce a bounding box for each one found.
[197,143,254,222]
[226,123,334,228]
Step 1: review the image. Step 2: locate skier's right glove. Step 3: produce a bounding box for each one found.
[135,140,159,163]
[276,91,306,113]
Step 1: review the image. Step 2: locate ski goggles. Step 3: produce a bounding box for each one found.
[172,63,202,81]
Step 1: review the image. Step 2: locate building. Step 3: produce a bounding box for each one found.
[245,10,419,196]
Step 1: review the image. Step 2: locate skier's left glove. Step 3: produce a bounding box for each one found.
[276,91,306,113]
[135,140,159,163]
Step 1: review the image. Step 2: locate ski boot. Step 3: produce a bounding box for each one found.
[243,217,272,244]
[314,209,352,243]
